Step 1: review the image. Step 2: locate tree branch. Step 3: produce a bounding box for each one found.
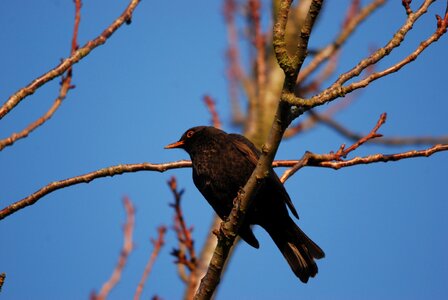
[276,143,448,173]
[2,143,447,224]
[193,1,324,299]
[297,0,385,83]
[223,0,246,125]
[283,0,444,110]
[94,197,135,300]
[0,0,141,120]
[0,273,5,293]
[134,226,167,300]
[310,110,448,146]
[203,95,222,129]
[168,177,197,275]
[0,161,191,220]
[0,0,82,151]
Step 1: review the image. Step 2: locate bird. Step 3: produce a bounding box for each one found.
[165,126,324,283]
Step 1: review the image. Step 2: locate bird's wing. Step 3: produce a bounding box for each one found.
[229,133,299,220]
[228,134,260,166]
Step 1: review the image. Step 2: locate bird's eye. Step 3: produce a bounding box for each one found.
[186,130,195,138]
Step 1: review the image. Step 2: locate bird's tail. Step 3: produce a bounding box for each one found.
[263,217,325,283]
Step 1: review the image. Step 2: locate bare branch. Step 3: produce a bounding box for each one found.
[94,197,135,300]
[184,216,220,300]
[0,161,191,220]
[274,0,323,85]
[283,0,444,110]
[273,0,295,77]
[248,0,267,134]
[134,226,167,300]
[168,177,197,273]
[194,2,324,299]
[0,273,5,292]
[311,111,448,146]
[0,0,82,151]
[281,112,386,182]
[297,0,385,83]
[0,0,141,120]
[402,0,413,15]
[2,143,447,224]
[275,144,448,172]
[223,0,246,125]
[203,95,222,129]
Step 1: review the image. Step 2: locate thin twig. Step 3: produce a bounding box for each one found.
[0,161,192,220]
[402,0,413,15]
[168,177,197,274]
[203,95,222,129]
[297,0,385,83]
[281,112,386,182]
[134,226,167,300]
[275,143,448,171]
[248,0,267,134]
[94,197,135,300]
[0,0,82,151]
[0,0,141,120]
[223,0,246,125]
[0,273,5,292]
[284,0,444,110]
[311,111,448,146]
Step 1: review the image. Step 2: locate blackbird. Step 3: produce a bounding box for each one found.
[165,126,324,283]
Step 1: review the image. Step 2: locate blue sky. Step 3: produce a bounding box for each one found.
[1,0,447,299]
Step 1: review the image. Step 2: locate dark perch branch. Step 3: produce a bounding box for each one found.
[193,1,324,299]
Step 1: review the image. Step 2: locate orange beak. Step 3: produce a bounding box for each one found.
[164,140,185,149]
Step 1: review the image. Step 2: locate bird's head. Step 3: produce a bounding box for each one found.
[164,126,211,153]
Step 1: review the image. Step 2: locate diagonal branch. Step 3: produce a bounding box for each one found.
[134,226,167,300]
[0,0,82,151]
[0,0,141,120]
[311,110,448,146]
[297,0,385,83]
[283,0,445,110]
[281,112,386,182]
[94,197,135,300]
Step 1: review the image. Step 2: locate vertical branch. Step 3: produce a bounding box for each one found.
[168,177,197,270]
[167,176,203,300]
[0,273,5,292]
[194,1,324,299]
[94,197,135,300]
[294,0,324,80]
[224,0,246,125]
[134,226,167,300]
[203,95,222,129]
[248,0,267,135]
[273,0,295,78]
